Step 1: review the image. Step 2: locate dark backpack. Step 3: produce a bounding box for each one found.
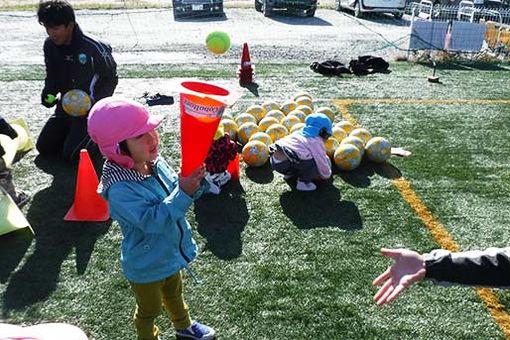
[349,55,390,75]
[310,60,352,77]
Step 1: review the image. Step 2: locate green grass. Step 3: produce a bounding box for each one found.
[1,62,510,339]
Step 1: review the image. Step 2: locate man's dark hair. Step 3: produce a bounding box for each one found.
[37,0,75,27]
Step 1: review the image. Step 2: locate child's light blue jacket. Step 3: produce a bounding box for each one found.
[99,157,205,284]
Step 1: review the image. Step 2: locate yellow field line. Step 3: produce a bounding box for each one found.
[333,100,510,339]
[334,98,510,105]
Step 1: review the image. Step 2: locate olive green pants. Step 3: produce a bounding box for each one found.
[129,271,192,340]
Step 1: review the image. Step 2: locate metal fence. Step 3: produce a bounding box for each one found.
[407,1,510,56]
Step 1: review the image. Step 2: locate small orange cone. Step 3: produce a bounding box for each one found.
[64,149,109,222]
[237,42,254,85]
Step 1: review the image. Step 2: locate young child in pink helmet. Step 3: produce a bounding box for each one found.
[88,97,215,340]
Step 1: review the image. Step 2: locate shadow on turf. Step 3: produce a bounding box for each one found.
[1,156,111,313]
[280,179,362,230]
[194,179,248,260]
[335,159,402,187]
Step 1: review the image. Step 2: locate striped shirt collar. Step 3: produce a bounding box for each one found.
[98,160,154,193]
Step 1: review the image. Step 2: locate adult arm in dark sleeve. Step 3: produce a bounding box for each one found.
[425,247,510,287]
[41,40,59,108]
[89,42,118,102]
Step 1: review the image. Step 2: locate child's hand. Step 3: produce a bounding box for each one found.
[179,164,206,196]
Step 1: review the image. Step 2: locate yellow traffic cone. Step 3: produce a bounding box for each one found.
[9,117,34,152]
[0,186,33,236]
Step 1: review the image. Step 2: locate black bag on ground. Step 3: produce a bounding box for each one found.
[349,55,390,75]
[310,60,351,77]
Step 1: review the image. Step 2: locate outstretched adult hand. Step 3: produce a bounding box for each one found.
[372,248,426,306]
[179,164,206,196]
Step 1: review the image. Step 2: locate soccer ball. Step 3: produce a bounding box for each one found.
[290,122,305,134]
[62,89,92,117]
[288,109,307,123]
[249,132,273,146]
[365,137,391,163]
[332,127,348,143]
[234,113,257,126]
[280,115,301,131]
[341,136,365,156]
[324,137,340,158]
[242,140,269,167]
[266,123,288,142]
[258,116,279,132]
[221,119,238,141]
[280,99,297,115]
[292,91,312,102]
[335,121,355,134]
[315,106,335,122]
[295,105,313,116]
[237,122,259,145]
[246,105,266,123]
[334,144,362,171]
[295,96,313,109]
[262,100,280,113]
[265,109,285,122]
[350,128,372,144]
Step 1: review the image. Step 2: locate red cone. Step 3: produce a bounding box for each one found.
[65,149,109,222]
[238,43,254,85]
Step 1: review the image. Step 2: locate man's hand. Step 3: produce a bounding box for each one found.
[41,93,57,108]
[372,248,426,306]
[179,164,206,196]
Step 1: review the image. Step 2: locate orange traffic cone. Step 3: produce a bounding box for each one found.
[237,42,254,85]
[64,149,109,222]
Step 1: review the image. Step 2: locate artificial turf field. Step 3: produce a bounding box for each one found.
[1,61,510,339]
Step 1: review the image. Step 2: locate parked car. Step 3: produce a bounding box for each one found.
[336,0,406,17]
[254,0,318,17]
[172,0,224,19]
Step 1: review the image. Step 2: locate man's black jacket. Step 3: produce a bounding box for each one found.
[41,24,118,109]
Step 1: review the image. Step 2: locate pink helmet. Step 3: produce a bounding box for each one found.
[87,97,163,168]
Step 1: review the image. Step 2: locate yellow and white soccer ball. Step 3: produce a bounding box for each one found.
[221,119,238,141]
[62,89,92,117]
[335,120,355,134]
[280,115,301,131]
[246,105,266,123]
[295,104,313,116]
[292,91,312,102]
[295,96,313,109]
[234,113,257,126]
[287,109,307,123]
[350,128,372,144]
[280,99,297,115]
[249,132,273,146]
[265,109,285,122]
[290,122,305,134]
[332,127,348,143]
[266,123,288,142]
[237,122,259,145]
[334,144,362,171]
[258,116,279,132]
[315,106,336,123]
[242,140,269,167]
[341,136,365,156]
[365,137,391,163]
[324,137,340,158]
[222,112,233,120]
[262,100,280,113]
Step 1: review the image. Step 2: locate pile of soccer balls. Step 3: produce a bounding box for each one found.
[221,91,391,170]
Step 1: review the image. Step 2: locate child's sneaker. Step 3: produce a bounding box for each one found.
[296,180,316,192]
[175,321,215,339]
